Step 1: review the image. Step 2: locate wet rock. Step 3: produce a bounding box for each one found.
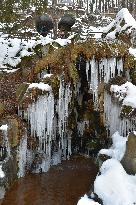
[121,132,136,174]
[97,153,111,168]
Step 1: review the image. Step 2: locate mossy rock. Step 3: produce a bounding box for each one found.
[121,132,136,174]
[16,83,29,103]
[120,105,133,118]
[8,118,20,147]
[97,153,111,167]
[124,54,136,70]
[42,75,60,99]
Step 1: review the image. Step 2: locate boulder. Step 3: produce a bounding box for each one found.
[121,132,136,174]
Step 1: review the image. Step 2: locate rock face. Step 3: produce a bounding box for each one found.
[121,132,136,174]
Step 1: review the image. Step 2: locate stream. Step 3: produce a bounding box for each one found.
[1,155,98,205]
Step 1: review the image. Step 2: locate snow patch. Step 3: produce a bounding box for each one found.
[110,82,136,108]
[77,194,100,205]
[28,83,52,91]
[0,124,8,131]
[99,131,127,161]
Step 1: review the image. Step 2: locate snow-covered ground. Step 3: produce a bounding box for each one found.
[0,33,71,71]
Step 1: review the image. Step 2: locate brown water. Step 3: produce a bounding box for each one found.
[1,155,98,205]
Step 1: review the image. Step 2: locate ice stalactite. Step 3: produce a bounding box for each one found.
[86,57,124,109]
[17,132,27,178]
[27,92,54,156]
[58,77,72,159]
[86,58,99,108]
[25,79,72,172]
[104,91,136,137]
[77,121,89,137]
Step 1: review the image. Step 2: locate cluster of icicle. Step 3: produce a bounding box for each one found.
[77,121,89,137]
[104,91,136,137]
[25,77,72,172]
[86,57,123,109]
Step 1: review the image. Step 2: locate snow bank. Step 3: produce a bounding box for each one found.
[110,82,136,108]
[94,159,136,205]
[28,83,52,91]
[99,131,127,161]
[77,194,100,205]
[103,8,136,39]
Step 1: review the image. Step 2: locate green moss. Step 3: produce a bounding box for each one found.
[69,63,79,85]
[42,75,60,99]
[121,105,133,118]
[16,83,29,103]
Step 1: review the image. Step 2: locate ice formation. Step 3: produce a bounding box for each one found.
[58,78,72,159]
[104,91,136,137]
[17,133,27,178]
[24,77,72,172]
[27,92,55,155]
[86,57,123,109]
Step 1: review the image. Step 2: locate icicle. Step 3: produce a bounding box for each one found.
[17,132,27,178]
[117,58,123,76]
[86,61,90,81]
[58,77,72,158]
[104,91,136,137]
[77,121,89,137]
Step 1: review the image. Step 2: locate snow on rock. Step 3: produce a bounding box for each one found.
[28,83,52,92]
[54,38,71,46]
[110,82,136,108]
[0,34,71,70]
[94,159,136,205]
[0,124,8,131]
[0,165,5,178]
[103,8,136,39]
[99,131,127,161]
[129,47,136,60]
[77,194,100,205]
[43,74,53,78]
